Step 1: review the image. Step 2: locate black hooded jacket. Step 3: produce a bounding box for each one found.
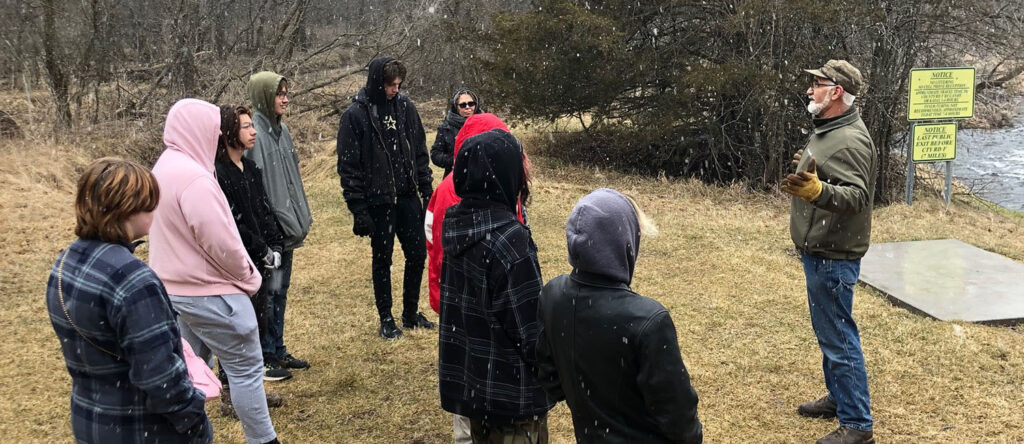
[430,89,482,177]
[215,157,284,267]
[536,189,703,444]
[337,57,432,214]
[438,130,553,424]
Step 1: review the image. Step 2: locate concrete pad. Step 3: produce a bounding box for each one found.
[860,239,1024,325]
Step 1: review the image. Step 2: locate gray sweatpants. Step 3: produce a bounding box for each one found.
[171,294,276,444]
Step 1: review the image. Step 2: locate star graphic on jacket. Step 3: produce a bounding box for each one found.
[384,115,397,131]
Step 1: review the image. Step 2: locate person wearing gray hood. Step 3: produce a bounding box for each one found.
[430,88,482,177]
[535,188,703,444]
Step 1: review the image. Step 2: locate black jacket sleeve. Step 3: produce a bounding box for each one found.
[636,311,703,443]
[251,164,284,252]
[218,171,269,261]
[430,123,454,171]
[535,323,566,401]
[337,105,368,214]
[405,100,433,199]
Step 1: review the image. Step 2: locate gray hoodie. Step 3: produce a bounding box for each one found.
[567,188,641,284]
[537,188,703,443]
[244,71,313,250]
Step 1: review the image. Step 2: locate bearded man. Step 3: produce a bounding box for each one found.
[781,59,878,444]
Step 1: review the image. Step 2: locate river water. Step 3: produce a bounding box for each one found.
[940,111,1024,213]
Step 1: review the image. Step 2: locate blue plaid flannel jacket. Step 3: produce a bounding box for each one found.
[46,239,208,443]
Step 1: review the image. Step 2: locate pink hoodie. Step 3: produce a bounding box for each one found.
[149,99,262,296]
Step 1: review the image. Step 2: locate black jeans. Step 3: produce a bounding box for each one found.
[368,194,427,321]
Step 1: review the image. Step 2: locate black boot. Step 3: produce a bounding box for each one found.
[379,316,403,340]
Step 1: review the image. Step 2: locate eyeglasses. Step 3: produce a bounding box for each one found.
[457,101,476,109]
[811,82,837,89]
[276,91,288,97]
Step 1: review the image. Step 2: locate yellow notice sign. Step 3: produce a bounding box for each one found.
[908,67,975,120]
[911,123,957,162]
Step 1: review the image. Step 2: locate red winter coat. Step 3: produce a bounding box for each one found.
[425,113,523,313]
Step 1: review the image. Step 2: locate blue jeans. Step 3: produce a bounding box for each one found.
[801,253,873,431]
[261,249,293,361]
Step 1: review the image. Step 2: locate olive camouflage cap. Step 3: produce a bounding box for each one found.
[804,59,864,96]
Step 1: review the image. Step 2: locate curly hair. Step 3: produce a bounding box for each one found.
[216,105,252,163]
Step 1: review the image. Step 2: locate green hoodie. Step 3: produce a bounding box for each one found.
[247,71,284,131]
[244,71,313,250]
[789,107,878,260]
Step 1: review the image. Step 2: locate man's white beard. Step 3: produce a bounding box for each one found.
[806,93,831,116]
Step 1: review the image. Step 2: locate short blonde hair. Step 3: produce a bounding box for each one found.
[75,157,159,243]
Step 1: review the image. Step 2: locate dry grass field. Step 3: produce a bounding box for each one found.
[1,91,1023,443]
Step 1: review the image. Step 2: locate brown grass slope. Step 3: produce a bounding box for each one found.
[1,98,1022,442]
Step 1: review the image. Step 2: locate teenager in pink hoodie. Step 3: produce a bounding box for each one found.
[149,99,280,444]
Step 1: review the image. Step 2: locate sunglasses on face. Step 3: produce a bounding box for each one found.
[458,101,476,109]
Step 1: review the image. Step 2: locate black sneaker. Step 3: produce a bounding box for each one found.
[264,361,293,382]
[798,394,838,418]
[279,353,310,370]
[402,312,436,330]
[379,317,404,340]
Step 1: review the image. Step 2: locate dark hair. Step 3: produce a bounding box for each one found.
[276,79,288,95]
[383,59,407,84]
[75,157,160,243]
[217,105,251,163]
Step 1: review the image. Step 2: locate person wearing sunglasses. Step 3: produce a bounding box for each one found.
[430,88,483,177]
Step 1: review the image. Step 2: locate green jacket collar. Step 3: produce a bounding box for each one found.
[812,107,859,135]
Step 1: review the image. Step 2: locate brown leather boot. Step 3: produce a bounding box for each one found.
[219,390,283,419]
[266,392,284,408]
[816,426,874,444]
[798,395,838,418]
[219,390,236,418]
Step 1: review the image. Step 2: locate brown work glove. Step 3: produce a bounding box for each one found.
[781,157,823,202]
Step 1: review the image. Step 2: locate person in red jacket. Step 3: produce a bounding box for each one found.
[423,114,526,443]
[424,113,525,313]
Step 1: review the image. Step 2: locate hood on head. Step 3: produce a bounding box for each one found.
[453,113,508,159]
[566,188,641,284]
[365,56,395,106]
[247,71,286,124]
[448,88,481,115]
[452,129,523,210]
[163,98,221,173]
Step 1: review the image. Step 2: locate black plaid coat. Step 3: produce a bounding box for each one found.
[438,202,554,424]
